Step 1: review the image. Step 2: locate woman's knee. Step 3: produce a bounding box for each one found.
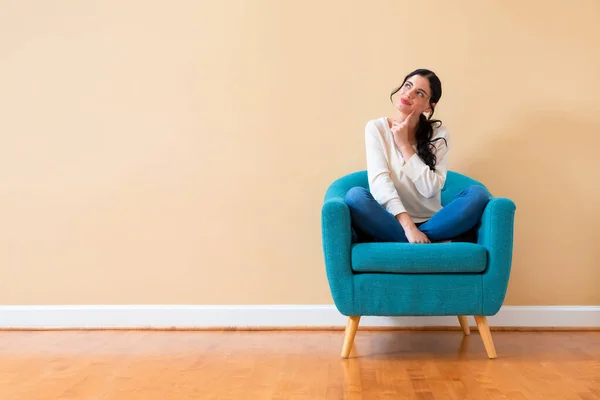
[465,185,490,208]
[343,186,371,209]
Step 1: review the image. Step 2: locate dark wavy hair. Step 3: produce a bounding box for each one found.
[390,69,447,171]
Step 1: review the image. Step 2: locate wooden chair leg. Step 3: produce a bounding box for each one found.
[341,316,360,358]
[474,316,497,359]
[458,316,470,336]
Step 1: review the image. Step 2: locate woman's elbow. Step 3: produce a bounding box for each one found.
[419,182,444,199]
[421,189,440,199]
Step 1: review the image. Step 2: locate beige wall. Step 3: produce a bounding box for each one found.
[1,1,599,306]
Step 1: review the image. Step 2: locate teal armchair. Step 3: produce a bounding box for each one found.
[321,170,516,359]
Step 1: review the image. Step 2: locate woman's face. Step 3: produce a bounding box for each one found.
[394,74,434,115]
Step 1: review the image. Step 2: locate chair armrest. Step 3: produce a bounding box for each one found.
[477,197,517,315]
[321,197,355,315]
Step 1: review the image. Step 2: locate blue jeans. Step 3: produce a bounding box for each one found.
[343,185,490,243]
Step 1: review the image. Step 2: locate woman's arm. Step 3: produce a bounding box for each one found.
[395,212,430,243]
[365,121,406,217]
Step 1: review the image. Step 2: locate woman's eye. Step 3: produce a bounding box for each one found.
[418,92,424,97]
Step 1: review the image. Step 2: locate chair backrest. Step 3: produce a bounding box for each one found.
[439,171,488,205]
[326,170,488,206]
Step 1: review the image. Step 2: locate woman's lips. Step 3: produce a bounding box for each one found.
[401,97,411,105]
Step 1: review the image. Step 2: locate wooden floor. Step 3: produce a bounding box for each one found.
[0,330,599,399]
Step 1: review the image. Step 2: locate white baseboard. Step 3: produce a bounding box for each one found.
[0,305,598,329]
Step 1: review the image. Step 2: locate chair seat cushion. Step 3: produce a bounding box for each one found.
[351,242,488,274]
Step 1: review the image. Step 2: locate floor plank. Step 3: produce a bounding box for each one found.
[0,330,598,399]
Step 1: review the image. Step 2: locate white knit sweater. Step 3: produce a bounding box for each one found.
[365,116,450,223]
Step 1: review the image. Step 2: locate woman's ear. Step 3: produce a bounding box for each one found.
[426,103,436,114]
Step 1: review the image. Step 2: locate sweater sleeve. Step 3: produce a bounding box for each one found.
[365,121,406,216]
[400,127,450,199]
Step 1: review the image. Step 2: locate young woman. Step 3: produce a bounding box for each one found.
[344,69,489,244]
